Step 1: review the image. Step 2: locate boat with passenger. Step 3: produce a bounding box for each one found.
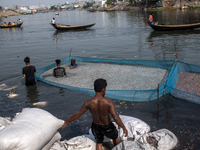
[0,22,23,28]
[148,22,200,31]
[50,23,95,30]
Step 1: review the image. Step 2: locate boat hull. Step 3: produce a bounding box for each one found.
[50,23,95,30]
[148,22,200,31]
[0,22,23,28]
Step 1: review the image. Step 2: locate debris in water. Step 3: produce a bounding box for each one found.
[32,101,48,108]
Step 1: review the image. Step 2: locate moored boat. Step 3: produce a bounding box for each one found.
[50,23,95,30]
[0,22,23,28]
[148,22,200,31]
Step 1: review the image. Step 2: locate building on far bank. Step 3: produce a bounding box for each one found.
[162,0,200,8]
[98,0,107,7]
[4,6,9,10]
[12,5,20,10]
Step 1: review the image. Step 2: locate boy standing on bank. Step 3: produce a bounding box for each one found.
[22,56,36,86]
[61,78,128,150]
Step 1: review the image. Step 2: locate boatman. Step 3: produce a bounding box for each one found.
[61,78,128,150]
[51,18,56,24]
[148,12,154,25]
[22,56,36,86]
[18,19,22,23]
[4,22,7,26]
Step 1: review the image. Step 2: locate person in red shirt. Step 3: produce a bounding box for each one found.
[8,22,11,26]
[148,13,154,25]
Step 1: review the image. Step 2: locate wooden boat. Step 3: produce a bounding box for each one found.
[148,22,200,31]
[0,22,23,28]
[50,23,95,30]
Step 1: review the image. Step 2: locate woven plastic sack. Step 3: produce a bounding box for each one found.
[42,132,61,150]
[112,129,178,150]
[0,108,64,150]
[0,117,11,131]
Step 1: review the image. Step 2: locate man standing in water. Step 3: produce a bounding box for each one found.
[61,78,128,150]
[53,59,66,78]
[23,56,36,86]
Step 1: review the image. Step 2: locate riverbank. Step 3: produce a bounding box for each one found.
[0,10,20,17]
[98,2,200,12]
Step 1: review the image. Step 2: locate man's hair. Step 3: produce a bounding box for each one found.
[71,58,76,62]
[151,12,153,15]
[94,78,107,92]
[24,56,30,63]
[55,59,61,64]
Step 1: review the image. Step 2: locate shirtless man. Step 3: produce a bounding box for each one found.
[61,78,128,150]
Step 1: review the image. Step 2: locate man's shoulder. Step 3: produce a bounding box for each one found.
[55,67,65,70]
[30,65,36,68]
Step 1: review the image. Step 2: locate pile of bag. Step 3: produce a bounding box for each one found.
[0,108,178,150]
[0,108,64,150]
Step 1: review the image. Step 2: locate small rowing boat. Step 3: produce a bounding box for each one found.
[148,22,200,31]
[0,22,23,28]
[50,23,95,30]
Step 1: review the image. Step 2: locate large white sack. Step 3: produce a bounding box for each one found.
[147,129,178,150]
[0,117,11,130]
[112,140,154,150]
[64,135,96,150]
[118,115,151,141]
[42,131,62,150]
[0,108,64,150]
[112,129,178,150]
[50,141,67,150]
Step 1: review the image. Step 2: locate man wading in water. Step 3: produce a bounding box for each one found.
[61,78,128,150]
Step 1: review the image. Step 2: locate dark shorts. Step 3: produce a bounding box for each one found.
[91,122,118,144]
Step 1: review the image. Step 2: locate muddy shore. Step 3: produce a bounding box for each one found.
[0,10,20,17]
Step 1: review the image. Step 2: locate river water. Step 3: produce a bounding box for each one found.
[0,9,200,149]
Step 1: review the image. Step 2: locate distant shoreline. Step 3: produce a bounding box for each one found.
[0,10,20,17]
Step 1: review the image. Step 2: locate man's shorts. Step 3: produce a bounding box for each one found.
[91,122,118,144]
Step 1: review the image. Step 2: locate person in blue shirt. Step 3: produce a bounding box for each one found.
[70,58,78,69]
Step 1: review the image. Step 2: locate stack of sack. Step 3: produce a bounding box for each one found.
[50,115,178,150]
[0,108,64,150]
[0,108,178,150]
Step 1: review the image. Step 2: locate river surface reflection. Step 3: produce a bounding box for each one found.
[0,9,200,149]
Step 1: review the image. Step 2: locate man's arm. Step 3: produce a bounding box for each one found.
[34,67,36,76]
[22,68,25,78]
[109,100,128,136]
[61,101,88,129]
[53,69,56,77]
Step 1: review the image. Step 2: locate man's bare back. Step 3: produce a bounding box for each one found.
[85,96,112,125]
